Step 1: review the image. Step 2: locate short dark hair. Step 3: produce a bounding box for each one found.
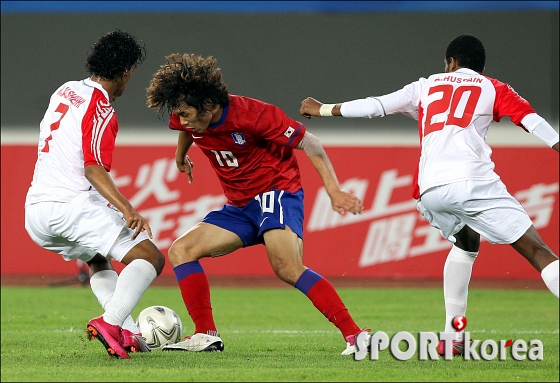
[146,53,230,117]
[445,34,485,73]
[85,30,146,80]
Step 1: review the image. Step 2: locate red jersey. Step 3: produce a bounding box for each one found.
[169,95,307,206]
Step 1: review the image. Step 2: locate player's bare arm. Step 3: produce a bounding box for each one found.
[176,131,195,184]
[84,165,153,239]
[300,97,342,119]
[297,132,363,215]
[553,141,559,152]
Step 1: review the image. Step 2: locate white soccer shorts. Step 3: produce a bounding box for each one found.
[416,178,532,244]
[25,190,149,262]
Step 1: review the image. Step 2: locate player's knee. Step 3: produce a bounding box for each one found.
[124,241,165,275]
[168,239,198,267]
[87,254,113,274]
[271,262,304,285]
[150,251,165,276]
[137,247,165,276]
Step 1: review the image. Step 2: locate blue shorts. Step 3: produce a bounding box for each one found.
[202,189,304,247]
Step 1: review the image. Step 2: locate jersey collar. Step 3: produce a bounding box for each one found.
[208,105,229,130]
[83,77,111,102]
[455,68,480,76]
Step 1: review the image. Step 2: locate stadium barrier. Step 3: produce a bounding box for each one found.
[1,142,557,280]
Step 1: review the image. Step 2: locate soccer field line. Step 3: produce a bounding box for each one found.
[50,328,559,335]
[226,329,560,335]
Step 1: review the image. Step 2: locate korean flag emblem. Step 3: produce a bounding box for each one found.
[231,132,246,145]
[284,126,295,138]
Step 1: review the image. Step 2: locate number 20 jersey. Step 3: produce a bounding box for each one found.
[26,78,119,206]
[376,68,535,199]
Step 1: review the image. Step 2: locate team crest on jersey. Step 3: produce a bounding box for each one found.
[231,132,246,145]
[284,126,295,138]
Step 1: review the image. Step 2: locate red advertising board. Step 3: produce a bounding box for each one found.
[2,144,558,280]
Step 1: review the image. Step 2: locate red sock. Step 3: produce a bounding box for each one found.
[174,261,217,335]
[295,269,361,339]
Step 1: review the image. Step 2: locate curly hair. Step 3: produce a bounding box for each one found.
[445,34,486,74]
[146,53,230,117]
[85,30,146,80]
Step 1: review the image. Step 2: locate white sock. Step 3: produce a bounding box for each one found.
[103,259,157,327]
[443,246,478,337]
[90,270,118,308]
[90,269,139,332]
[541,260,559,298]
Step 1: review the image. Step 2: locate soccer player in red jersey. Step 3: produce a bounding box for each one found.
[24,30,165,358]
[300,34,559,357]
[146,53,369,355]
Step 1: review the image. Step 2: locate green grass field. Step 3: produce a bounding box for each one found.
[1,285,558,382]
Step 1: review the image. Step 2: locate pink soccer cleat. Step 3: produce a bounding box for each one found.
[86,316,130,359]
[121,329,151,353]
[437,339,465,357]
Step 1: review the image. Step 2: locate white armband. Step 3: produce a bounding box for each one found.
[319,104,335,117]
[521,113,560,147]
[340,97,385,118]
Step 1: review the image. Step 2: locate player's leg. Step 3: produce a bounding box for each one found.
[163,217,244,352]
[444,225,480,333]
[26,191,165,358]
[86,254,155,352]
[434,225,480,355]
[430,179,558,355]
[510,226,559,297]
[77,191,165,357]
[86,227,164,357]
[418,182,486,356]
[456,179,559,298]
[259,189,368,355]
[263,227,369,355]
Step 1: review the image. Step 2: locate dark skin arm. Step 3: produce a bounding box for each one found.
[299,97,342,119]
[84,165,152,239]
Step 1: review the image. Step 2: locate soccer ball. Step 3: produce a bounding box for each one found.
[135,306,183,350]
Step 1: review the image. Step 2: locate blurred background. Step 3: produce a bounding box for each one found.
[1,1,558,135]
[1,1,558,283]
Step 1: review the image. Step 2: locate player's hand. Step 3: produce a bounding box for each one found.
[300,97,323,119]
[330,190,364,215]
[176,154,194,184]
[123,210,153,240]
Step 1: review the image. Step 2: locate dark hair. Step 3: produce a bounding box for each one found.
[445,34,486,73]
[146,53,230,116]
[85,30,146,80]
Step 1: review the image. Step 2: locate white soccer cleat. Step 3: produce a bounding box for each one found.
[341,328,371,356]
[162,332,224,352]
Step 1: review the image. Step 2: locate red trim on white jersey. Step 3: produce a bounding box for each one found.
[83,92,116,170]
[366,69,536,199]
[26,78,119,205]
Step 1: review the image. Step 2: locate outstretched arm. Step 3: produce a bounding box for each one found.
[296,131,363,215]
[300,96,389,120]
[521,114,560,152]
[300,97,342,119]
[300,82,420,121]
[85,165,152,239]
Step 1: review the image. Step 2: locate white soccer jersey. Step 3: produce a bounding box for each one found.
[25,78,119,205]
[351,68,535,199]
